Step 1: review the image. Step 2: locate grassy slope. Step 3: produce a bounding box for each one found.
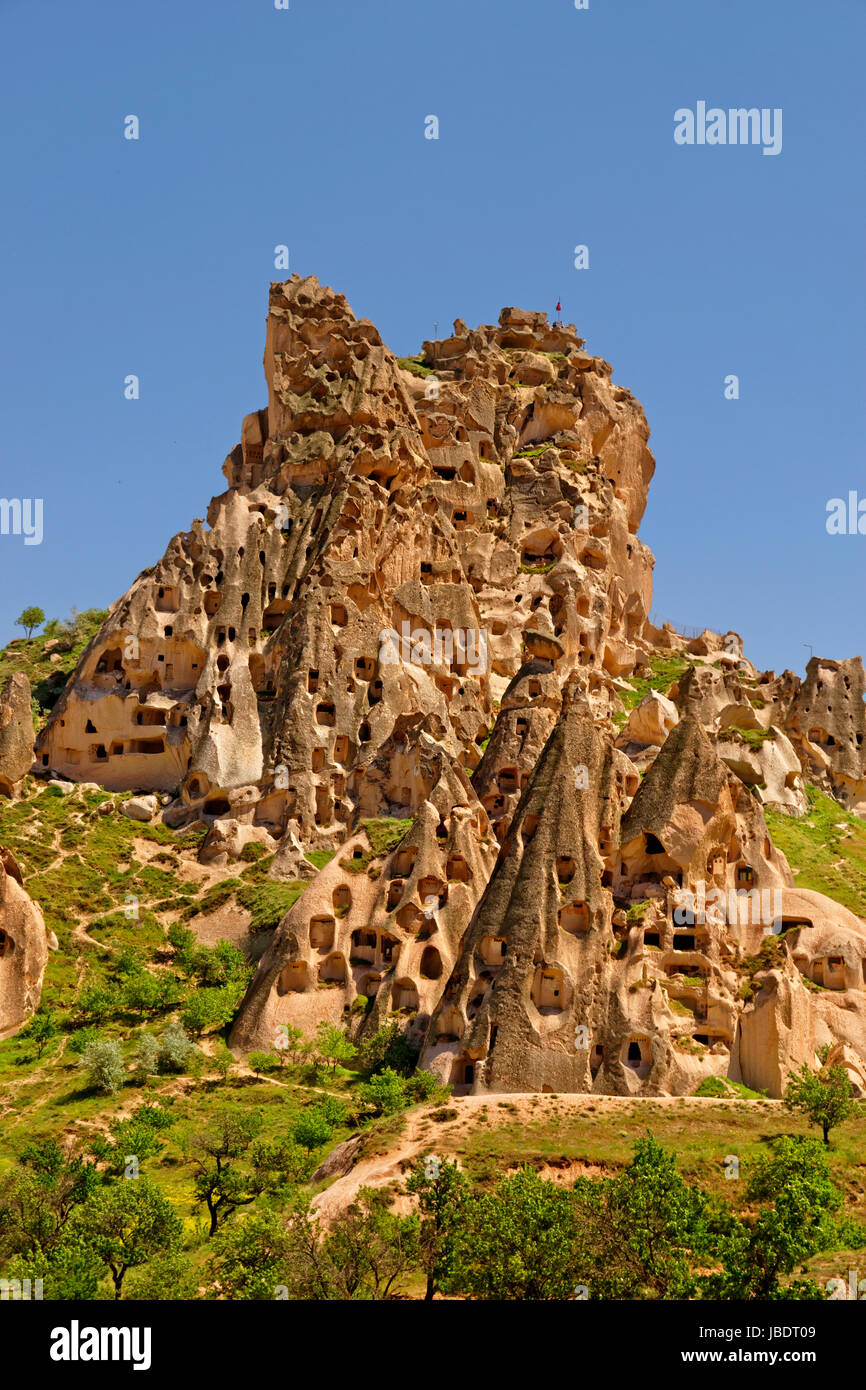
[618,654,694,711]
[0,610,107,729]
[765,784,866,918]
[0,779,307,1028]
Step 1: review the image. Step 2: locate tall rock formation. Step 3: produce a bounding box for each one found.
[36,277,656,857]
[30,274,866,1096]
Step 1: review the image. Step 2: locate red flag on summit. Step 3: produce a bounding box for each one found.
[555,300,562,312]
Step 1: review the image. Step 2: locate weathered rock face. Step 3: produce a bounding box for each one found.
[669,658,866,817]
[784,657,866,814]
[0,846,54,1038]
[35,276,656,853]
[29,274,866,1094]
[0,674,34,796]
[734,968,817,1098]
[419,705,864,1098]
[618,688,678,750]
[230,719,499,1054]
[419,684,630,1094]
[713,725,808,817]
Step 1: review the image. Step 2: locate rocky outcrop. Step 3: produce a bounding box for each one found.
[35,277,657,859]
[0,846,55,1038]
[734,967,816,1097]
[784,657,866,814]
[0,673,34,796]
[419,682,627,1094]
[415,694,814,1097]
[230,717,499,1054]
[618,689,678,749]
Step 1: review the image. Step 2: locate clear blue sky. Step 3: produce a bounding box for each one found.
[1,0,863,678]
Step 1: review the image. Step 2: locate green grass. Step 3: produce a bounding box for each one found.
[453,1096,866,1219]
[694,1076,767,1100]
[362,817,414,855]
[236,881,305,932]
[718,726,776,748]
[513,445,551,460]
[618,655,693,712]
[340,818,414,875]
[626,899,652,925]
[305,849,335,871]
[765,784,866,917]
[395,355,434,378]
[0,608,108,727]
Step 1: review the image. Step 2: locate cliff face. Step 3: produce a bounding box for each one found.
[33,276,866,1096]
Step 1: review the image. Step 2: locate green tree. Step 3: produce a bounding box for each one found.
[123,1250,199,1301]
[90,1104,176,1178]
[249,1136,315,1194]
[181,986,240,1037]
[317,1188,420,1300]
[212,1042,236,1085]
[188,1111,266,1236]
[78,1038,125,1096]
[132,1033,160,1083]
[248,1050,279,1078]
[75,983,119,1023]
[406,1069,443,1103]
[15,606,44,639]
[20,1009,59,1060]
[357,1020,418,1076]
[156,1020,198,1073]
[0,1140,98,1260]
[359,1067,407,1114]
[67,1026,101,1056]
[121,969,173,1018]
[577,1135,712,1300]
[406,1156,469,1300]
[167,923,196,957]
[207,1208,302,1300]
[273,1023,303,1066]
[2,1236,103,1301]
[452,1167,580,1300]
[74,1178,181,1299]
[784,1062,858,1145]
[710,1136,842,1300]
[314,1021,357,1073]
[292,1106,334,1151]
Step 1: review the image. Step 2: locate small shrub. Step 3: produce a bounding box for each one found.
[78,1038,126,1095]
[157,1021,198,1073]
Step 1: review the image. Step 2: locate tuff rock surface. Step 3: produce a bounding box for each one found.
[0,845,55,1038]
[0,673,34,796]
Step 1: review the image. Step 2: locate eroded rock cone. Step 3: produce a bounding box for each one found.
[419,685,635,1094]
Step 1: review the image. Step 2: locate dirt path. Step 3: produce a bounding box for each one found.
[311,1091,780,1222]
